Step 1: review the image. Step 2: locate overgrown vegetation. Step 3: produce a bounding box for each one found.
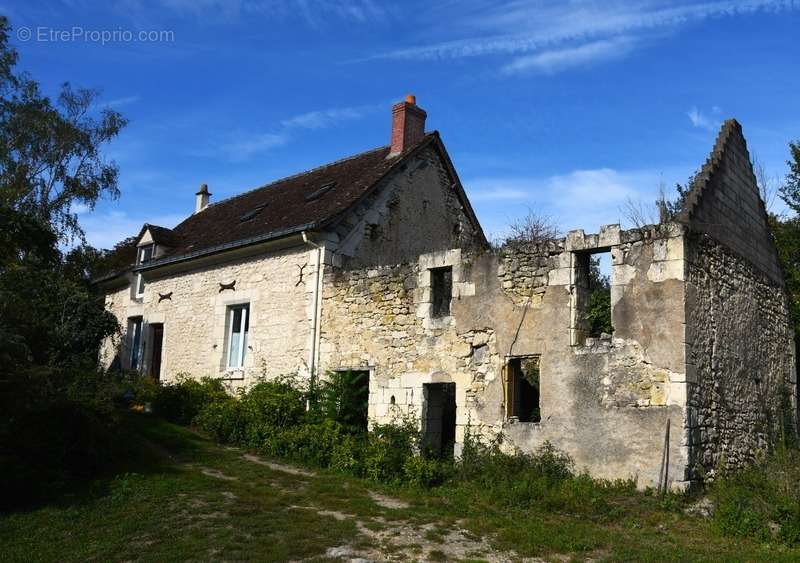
[586,255,612,336]
[0,15,130,509]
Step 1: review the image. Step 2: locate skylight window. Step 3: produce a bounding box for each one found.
[305,181,336,202]
[239,204,267,222]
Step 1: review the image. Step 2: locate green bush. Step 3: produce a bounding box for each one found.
[363,415,420,483]
[194,398,244,444]
[0,369,134,508]
[240,376,307,430]
[311,370,369,434]
[712,447,800,544]
[152,375,229,425]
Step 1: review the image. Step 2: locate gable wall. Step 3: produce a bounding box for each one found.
[684,124,782,283]
[334,145,482,268]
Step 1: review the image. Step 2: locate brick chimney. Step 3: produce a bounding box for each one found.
[195,183,211,214]
[389,94,427,157]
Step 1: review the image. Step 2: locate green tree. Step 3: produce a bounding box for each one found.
[586,257,612,336]
[779,141,800,215]
[0,18,127,244]
[772,140,800,334]
[0,15,126,371]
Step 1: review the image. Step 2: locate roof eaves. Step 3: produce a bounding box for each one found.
[136,222,318,272]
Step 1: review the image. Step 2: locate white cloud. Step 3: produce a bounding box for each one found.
[153,0,389,26]
[199,132,289,162]
[466,167,679,241]
[687,106,718,130]
[106,95,141,108]
[79,210,185,249]
[380,0,797,62]
[281,103,382,130]
[502,36,636,75]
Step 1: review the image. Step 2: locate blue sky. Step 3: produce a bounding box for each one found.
[4,0,799,247]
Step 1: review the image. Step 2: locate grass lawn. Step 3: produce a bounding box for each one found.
[2,413,798,562]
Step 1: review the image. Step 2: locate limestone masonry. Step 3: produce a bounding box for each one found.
[98,98,796,490]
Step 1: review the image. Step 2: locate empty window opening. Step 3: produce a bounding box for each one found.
[422,382,456,459]
[431,266,453,318]
[226,303,250,369]
[128,317,143,371]
[330,370,370,433]
[506,356,541,423]
[573,250,612,343]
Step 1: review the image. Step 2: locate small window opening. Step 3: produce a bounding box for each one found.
[135,244,154,297]
[239,204,267,222]
[573,250,612,343]
[506,356,540,423]
[431,266,452,318]
[305,181,336,202]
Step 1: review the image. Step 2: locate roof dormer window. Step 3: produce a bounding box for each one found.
[135,243,155,298]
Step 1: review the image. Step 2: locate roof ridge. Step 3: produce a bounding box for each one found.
[677,119,741,223]
[201,143,392,210]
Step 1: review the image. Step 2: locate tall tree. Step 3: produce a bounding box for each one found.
[0,16,126,369]
[0,16,127,243]
[779,141,800,215]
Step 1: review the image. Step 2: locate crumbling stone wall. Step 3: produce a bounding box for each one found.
[320,225,692,489]
[685,232,795,481]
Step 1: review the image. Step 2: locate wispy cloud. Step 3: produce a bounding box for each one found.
[188,101,379,162]
[687,106,719,130]
[363,0,798,78]
[502,36,636,75]
[467,167,677,241]
[281,103,382,130]
[219,132,289,161]
[152,0,390,26]
[381,0,797,62]
[106,95,141,108]
[80,210,184,249]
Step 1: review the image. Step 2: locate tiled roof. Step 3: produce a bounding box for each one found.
[97,132,456,280]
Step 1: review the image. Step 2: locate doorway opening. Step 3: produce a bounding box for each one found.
[331,369,370,433]
[149,323,164,381]
[422,382,456,459]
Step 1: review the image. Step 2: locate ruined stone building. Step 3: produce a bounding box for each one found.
[97,96,796,489]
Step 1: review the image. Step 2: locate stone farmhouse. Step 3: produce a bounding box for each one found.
[97,96,796,490]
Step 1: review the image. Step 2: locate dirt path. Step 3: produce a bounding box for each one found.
[234,450,538,562]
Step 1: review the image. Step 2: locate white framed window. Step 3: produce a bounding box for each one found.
[129,317,143,370]
[226,303,250,369]
[135,244,155,297]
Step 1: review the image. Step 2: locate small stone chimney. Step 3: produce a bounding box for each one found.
[195,183,211,214]
[389,94,427,157]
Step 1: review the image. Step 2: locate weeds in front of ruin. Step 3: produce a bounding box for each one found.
[5,372,800,561]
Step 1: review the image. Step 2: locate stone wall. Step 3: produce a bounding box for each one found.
[333,145,482,267]
[680,120,782,284]
[685,232,796,481]
[101,244,317,387]
[319,225,692,489]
